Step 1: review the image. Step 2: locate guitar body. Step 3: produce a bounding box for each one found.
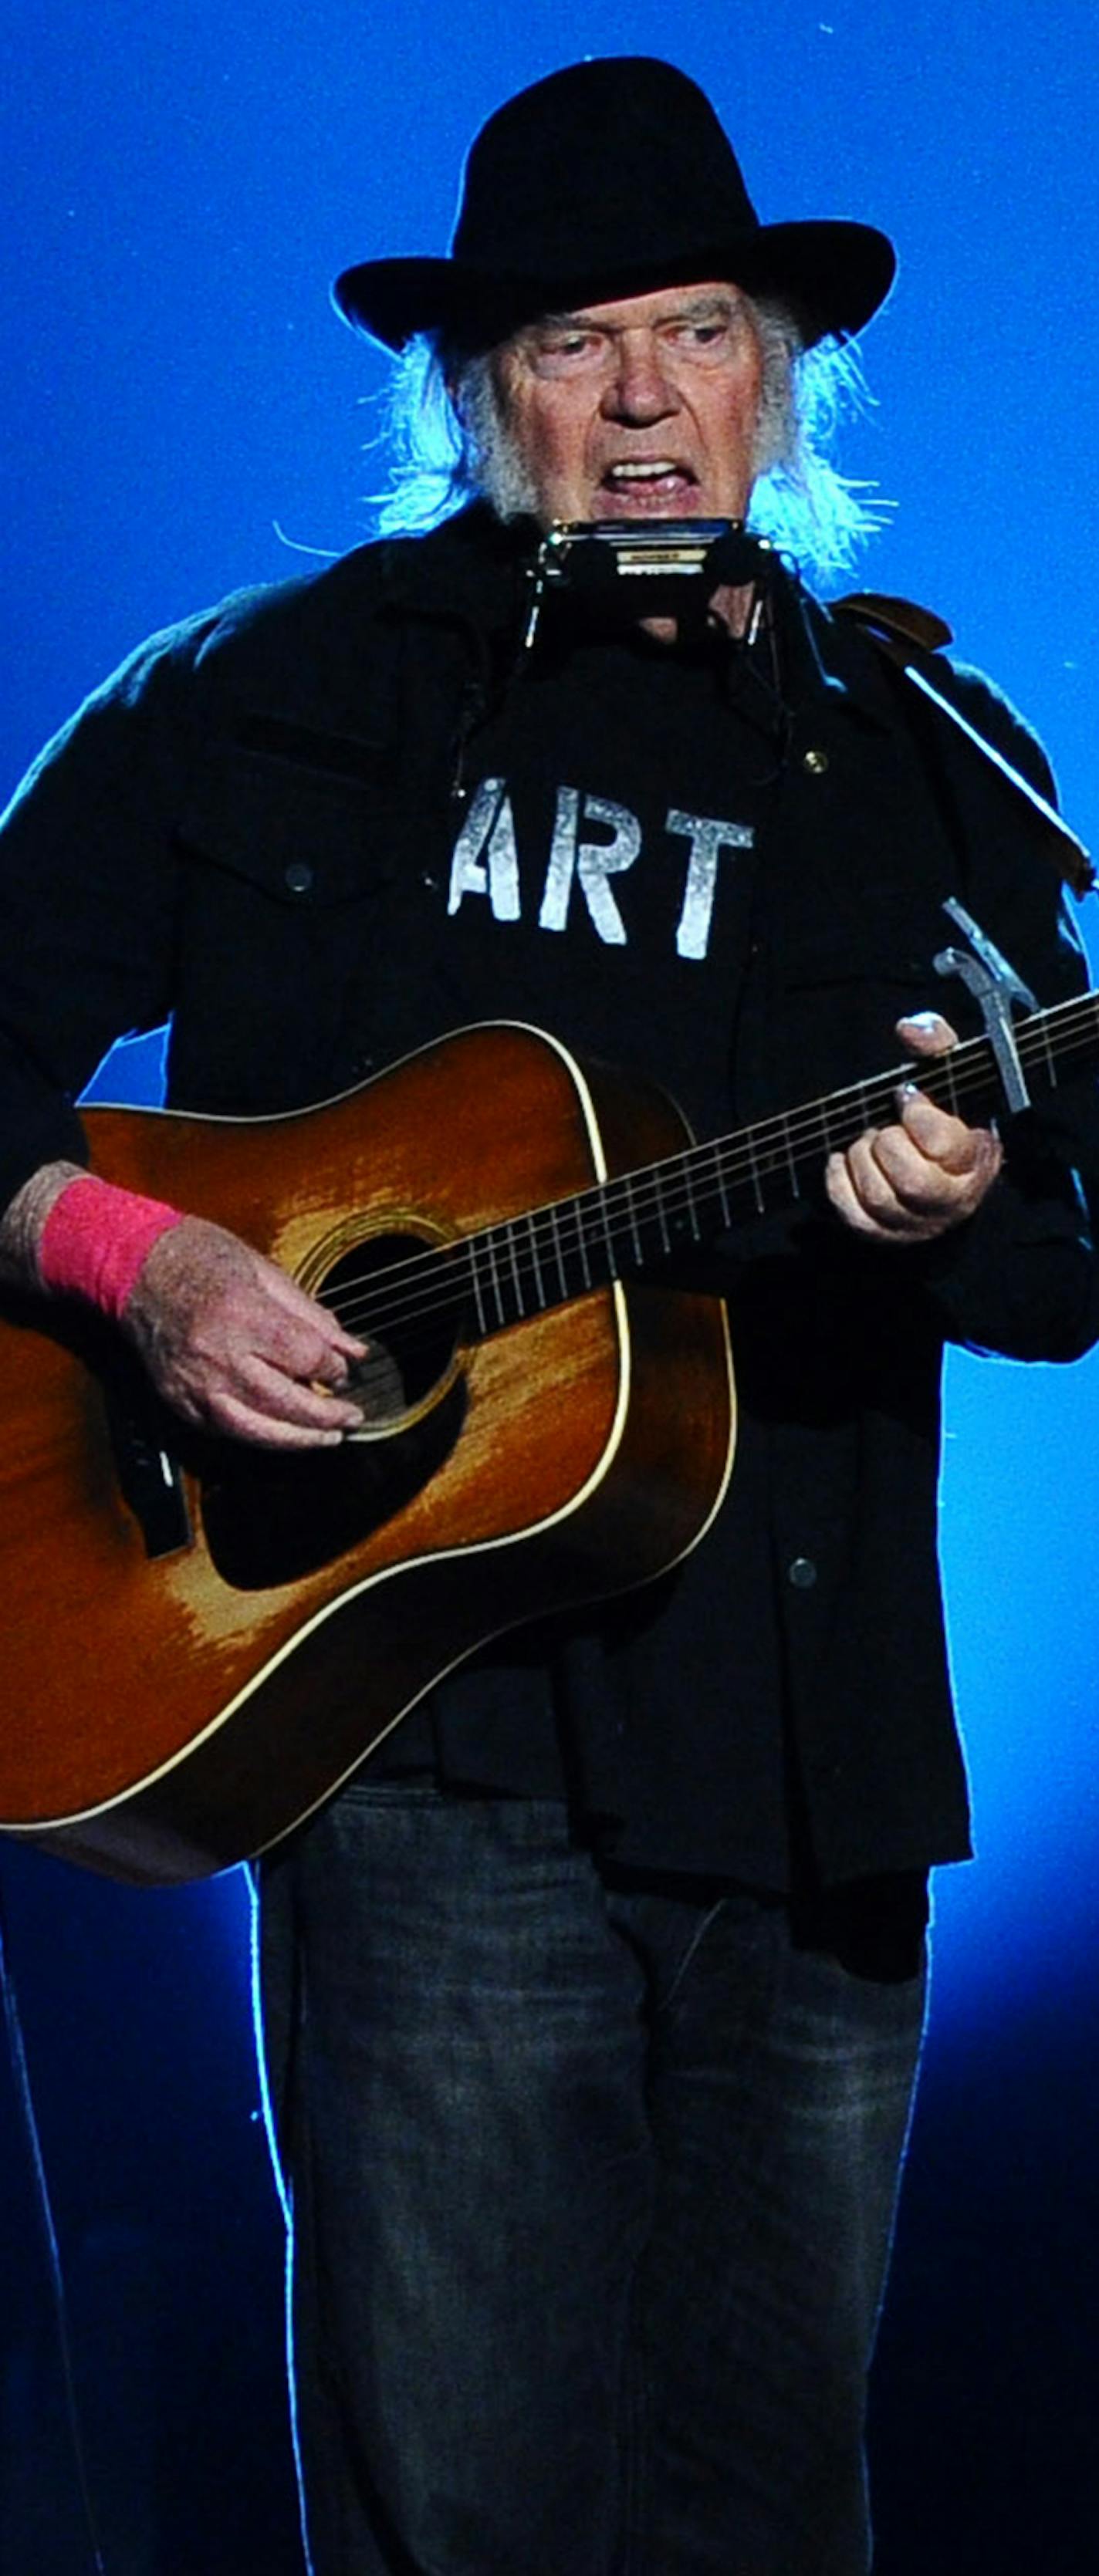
[0,1024,734,1884]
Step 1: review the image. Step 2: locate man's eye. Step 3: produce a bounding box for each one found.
[530,333,602,376]
[680,321,729,349]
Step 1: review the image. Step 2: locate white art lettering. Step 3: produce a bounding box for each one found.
[447,778,521,920]
[539,791,641,944]
[446,780,754,962]
[665,811,755,959]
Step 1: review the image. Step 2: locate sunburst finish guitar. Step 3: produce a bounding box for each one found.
[0,991,1093,1886]
[0,1023,735,1885]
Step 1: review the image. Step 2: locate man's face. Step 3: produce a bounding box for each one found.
[493,282,765,527]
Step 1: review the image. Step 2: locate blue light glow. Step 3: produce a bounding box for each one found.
[2,5,1097,2561]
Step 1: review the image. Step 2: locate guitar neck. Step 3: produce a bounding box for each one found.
[458,989,1099,1339]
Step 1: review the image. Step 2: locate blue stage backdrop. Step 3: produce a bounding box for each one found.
[2,6,1097,2570]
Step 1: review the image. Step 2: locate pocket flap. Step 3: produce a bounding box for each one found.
[180,738,397,907]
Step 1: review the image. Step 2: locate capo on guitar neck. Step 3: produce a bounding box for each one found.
[934,899,1038,1116]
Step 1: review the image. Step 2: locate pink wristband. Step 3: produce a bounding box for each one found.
[39,1175,185,1320]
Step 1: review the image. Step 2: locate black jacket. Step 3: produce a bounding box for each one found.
[2,505,1097,1882]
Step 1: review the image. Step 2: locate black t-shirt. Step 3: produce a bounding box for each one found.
[435,623,773,1134]
[397,616,801,1886]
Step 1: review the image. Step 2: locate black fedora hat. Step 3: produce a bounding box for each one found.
[333,57,896,354]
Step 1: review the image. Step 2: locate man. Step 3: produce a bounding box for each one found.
[1,55,1097,2576]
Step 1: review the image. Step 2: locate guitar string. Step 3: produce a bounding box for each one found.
[314,1000,1099,1347]
[318,1005,1099,1346]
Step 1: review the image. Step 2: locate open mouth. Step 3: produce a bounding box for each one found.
[597,460,700,512]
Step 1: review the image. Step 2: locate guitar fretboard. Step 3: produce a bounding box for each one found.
[330,990,1099,1350]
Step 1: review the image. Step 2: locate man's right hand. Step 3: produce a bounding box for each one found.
[124,1216,369,1449]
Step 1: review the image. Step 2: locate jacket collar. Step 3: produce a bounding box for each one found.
[374,501,537,637]
[361,501,901,730]
[797,589,910,732]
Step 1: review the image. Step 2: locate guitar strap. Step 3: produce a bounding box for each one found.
[833,591,1094,898]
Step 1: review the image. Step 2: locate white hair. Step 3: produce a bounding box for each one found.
[369,295,884,584]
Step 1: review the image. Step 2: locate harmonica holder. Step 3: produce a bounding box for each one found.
[522,520,773,650]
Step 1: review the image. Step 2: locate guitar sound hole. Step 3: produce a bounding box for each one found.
[198,1229,470,1593]
[320,1228,465,1427]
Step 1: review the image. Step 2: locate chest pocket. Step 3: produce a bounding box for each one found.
[779,886,956,1008]
[180,737,400,907]
[171,741,403,1112]
[739,724,972,1115]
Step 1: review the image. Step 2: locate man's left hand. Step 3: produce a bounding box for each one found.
[825,1011,1003,1245]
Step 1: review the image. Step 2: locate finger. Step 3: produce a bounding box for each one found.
[895,1096,1003,1197]
[306,1345,364,1392]
[231,1349,367,1432]
[830,1127,956,1231]
[160,1342,366,1438]
[226,1288,369,1387]
[825,1146,893,1237]
[824,1150,859,1227]
[888,1096,987,1177]
[206,1390,352,1450]
[259,1261,367,1359]
[840,1134,926,1231]
[895,1011,960,1058]
[874,1126,1003,1221]
[249,1310,363,1389]
[827,1122,1002,1242]
[190,1383,364,1443]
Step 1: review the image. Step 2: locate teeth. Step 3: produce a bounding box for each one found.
[606,461,682,481]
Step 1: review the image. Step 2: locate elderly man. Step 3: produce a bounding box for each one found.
[1,55,1097,2576]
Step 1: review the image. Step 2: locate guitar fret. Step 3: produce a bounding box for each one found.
[468,1241,489,1337]
[597,1191,617,1278]
[573,1202,593,1292]
[505,1220,525,1321]
[1041,1017,1057,1086]
[856,1082,877,1144]
[546,1203,567,1301]
[746,1129,765,1214]
[715,1147,732,1228]
[624,1173,644,1265]
[479,1220,500,1318]
[655,1180,671,1258]
[525,1211,548,1311]
[487,1229,506,1329]
[782,1113,800,1200]
[684,1157,701,1241]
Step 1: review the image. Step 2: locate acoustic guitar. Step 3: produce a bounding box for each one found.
[0,997,1091,1886]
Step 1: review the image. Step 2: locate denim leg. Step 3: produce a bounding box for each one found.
[611,1885,926,2576]
[256,1794,925,2576]
[258,1785,656,2576]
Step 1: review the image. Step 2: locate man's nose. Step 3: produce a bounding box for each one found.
[600,332,678,422]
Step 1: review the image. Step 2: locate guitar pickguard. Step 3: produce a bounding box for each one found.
[198,1219,472,1591]
[199,1369,468,1592]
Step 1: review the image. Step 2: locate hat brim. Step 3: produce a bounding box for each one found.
[333,221,896,354]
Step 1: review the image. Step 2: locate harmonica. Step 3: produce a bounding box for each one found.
[523,518,772,645]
